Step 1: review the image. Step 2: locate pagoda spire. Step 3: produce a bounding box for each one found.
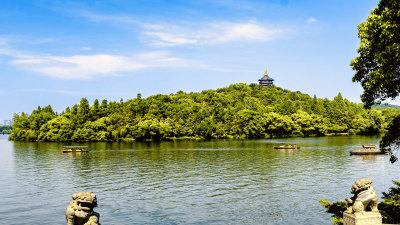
[258,66,274,86]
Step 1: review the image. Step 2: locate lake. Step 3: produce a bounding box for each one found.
[0,135,399,224]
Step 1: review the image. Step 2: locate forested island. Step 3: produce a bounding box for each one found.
[8,83,400,142]
[0,126,12,134]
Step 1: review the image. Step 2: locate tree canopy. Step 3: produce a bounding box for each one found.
[351,0,400,107]
[351,0,400,154]
[8,84,396,142]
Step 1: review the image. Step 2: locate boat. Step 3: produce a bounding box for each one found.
[62,146,88,153]
[350,144,389,155]
[362,144,377,149]
[273,144,299,150]
[350,149,387,155]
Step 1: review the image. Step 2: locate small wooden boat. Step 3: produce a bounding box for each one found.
[62,146,88,153]
[273,144,299,150]
[362,144,377,149]
[350,149,386,155]
[350,144,389,155]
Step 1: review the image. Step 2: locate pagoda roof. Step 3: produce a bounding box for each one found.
[259,66,274,81]
[258,75,274,81]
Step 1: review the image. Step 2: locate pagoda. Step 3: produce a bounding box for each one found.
[258,67,274,86]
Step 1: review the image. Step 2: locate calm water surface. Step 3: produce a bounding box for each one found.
[0,135,399,224]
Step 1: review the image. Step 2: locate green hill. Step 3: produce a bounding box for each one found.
[9,83,398,142]
[372,103,400,110]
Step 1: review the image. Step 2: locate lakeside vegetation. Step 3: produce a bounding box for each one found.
[0,126,12,134]
[8,83,400,142]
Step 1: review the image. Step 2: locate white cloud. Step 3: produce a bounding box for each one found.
[144,31,198,46]
[0,37,30,58]
[9,54,145,79]
[143,21,287,46]
[307,17,318,23]
[19,88,127,96]
[0,36,200,80]
[5,51,190,80]
[78,11,138,24]
[74,11,289,46]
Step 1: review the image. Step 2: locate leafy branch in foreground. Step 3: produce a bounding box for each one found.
[351,0,400,161]
[380,181,400,224]
[380,114,400,163]
[351,0,400,108]
[319,200,348,225]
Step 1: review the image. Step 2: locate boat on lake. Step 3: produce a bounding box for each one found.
[362,144,377,149]
[273,144,299,150]
[350,144,389,155]
[62,146,88,153]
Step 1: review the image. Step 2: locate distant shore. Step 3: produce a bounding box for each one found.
[8,83,393,143]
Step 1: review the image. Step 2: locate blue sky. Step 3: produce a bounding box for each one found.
[0,0,380,121]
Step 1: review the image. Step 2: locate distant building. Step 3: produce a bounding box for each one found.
[4,120,12,126]
[258,67,274,86]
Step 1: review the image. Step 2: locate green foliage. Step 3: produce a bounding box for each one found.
[0,126,12,134]
[320,180,400,225]
[77,98,90,126]
[38,117,73,142]
[351,0,400,157]
[319,199,348,225]
[351,0,400,107]
[379,181,400,224]
[380,113,400,149]
[9,83,395,142]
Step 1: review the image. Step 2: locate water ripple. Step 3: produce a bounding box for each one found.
[1,136,399,224]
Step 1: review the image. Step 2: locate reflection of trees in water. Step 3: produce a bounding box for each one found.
[9,136,396,224]
[12,136,383,186]
[359,155,377,161]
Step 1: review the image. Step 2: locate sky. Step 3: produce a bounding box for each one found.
[0,0,382,121]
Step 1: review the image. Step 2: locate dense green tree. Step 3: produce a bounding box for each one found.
[38,117,73,142]
[9,83,391,142]
[311,95,324,115]
[100,99,108,117]
[349,0,400,157]
[351,0,400,107]
[77,98,90,126]
[9,113,31,141]
[90,99,101,121]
